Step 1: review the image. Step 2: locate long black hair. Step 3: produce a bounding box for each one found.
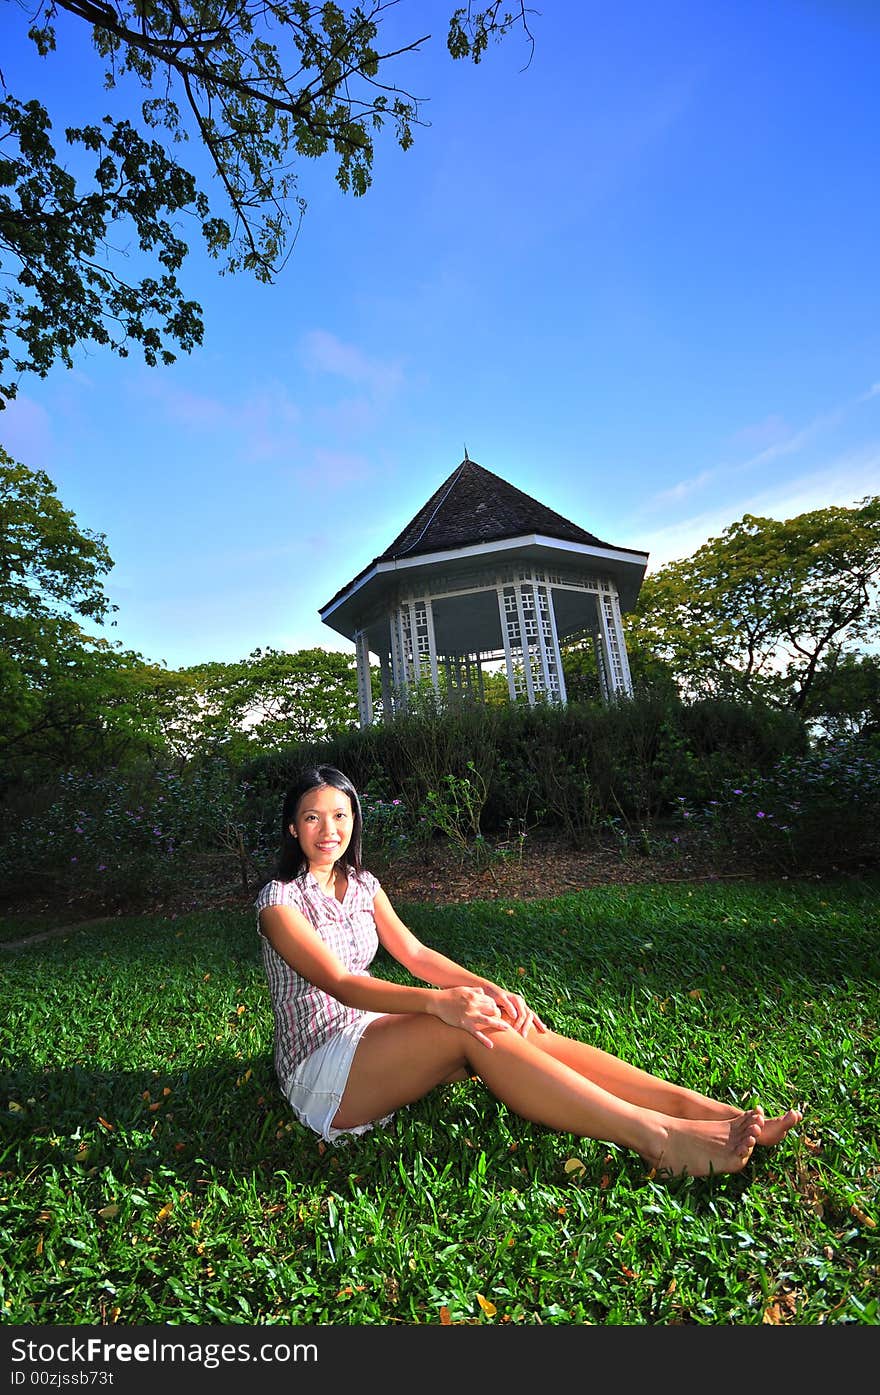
[275,764,364,881]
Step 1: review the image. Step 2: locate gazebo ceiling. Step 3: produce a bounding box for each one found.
[319,458,649,646]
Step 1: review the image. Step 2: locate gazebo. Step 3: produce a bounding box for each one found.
[319,457,649,727]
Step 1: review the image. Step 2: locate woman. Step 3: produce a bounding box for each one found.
[256,764,801,1178]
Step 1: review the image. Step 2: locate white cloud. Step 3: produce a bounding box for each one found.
[648,390,870,511]
[134,376,229,429]
[640,446,880,572]
[301,330,404,398]
[130,374,301,458]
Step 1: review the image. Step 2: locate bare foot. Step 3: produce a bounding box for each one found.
[646,1109,765,1179]
[755,1107,802,1147]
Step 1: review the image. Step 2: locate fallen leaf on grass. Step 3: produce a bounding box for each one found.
[97,1204,119,1220]
[439,1306,452,1325]
[476,1293,496,1317]
[564,1158,586,1177]
[763,1290,797,1324]
[850,1204,876,1228]
[156,1202,174,1223]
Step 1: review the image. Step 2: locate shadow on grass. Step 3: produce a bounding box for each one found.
[5,1055,788,1225]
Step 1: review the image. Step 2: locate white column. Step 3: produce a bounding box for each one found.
[531,579,553,698]
[593,632,610,701]
[354,630,373,727]
[497,584,518,701]
[608,588,634,695]
[597,584,632,697]
[425,598,440,696]
[379,650,393,720]
[390,604,409,709]
[513,580,536,704]
[545,587,568,704]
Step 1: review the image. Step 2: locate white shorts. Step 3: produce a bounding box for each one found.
[282,1012,394,1143]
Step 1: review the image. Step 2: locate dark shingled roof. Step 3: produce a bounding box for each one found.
[380,458,618,560]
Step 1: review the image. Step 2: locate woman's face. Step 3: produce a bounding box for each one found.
[291,783,354,868]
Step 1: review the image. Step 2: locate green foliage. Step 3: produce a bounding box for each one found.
[0,449,184,781]
[419,760,497,868]
[0,757,278,909]
[244,691,810,845]
[0,450,367,782]
[2,1,534,403]
[0,448,113,622]
[803,651,880,739]
[2,691,830,913]
[0,94,204,405]
[626,498,880,710]
[674,736,880,875]
[360,789,429,880]
[169,647,361,758]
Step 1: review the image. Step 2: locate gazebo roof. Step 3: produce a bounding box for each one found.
[379,457,616,559]
[320,457,649,643]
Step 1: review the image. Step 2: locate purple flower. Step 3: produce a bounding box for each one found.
[70,856,77,863]
[756,811,766,819]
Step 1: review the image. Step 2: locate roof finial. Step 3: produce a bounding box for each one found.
[463,444,470,462]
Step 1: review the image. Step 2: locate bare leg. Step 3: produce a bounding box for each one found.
[530,1030,801,1146]
[332,1014,766,1178]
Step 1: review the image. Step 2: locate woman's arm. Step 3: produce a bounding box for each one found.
[372,888,546,1036]
[259,902,509,1048]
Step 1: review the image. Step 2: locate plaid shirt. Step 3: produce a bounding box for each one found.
[255,867,381,1088]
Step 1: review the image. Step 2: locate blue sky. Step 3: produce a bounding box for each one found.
[3,0,879,671]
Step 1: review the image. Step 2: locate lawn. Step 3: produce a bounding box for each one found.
[1,875,878,1326]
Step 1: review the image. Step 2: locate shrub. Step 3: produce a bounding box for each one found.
[0,758,278,910]
[675,736,880,873]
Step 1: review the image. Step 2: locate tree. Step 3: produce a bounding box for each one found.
[1,1,535,406]
[625,498,880,710]
[803,650,880,739]
[0,447,182,778]
[168,646,362,758]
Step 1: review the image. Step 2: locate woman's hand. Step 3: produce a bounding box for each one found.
[483,983,548,1038]
[429,986,511,1048]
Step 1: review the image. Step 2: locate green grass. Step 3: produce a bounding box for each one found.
[1,876,878,1326]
